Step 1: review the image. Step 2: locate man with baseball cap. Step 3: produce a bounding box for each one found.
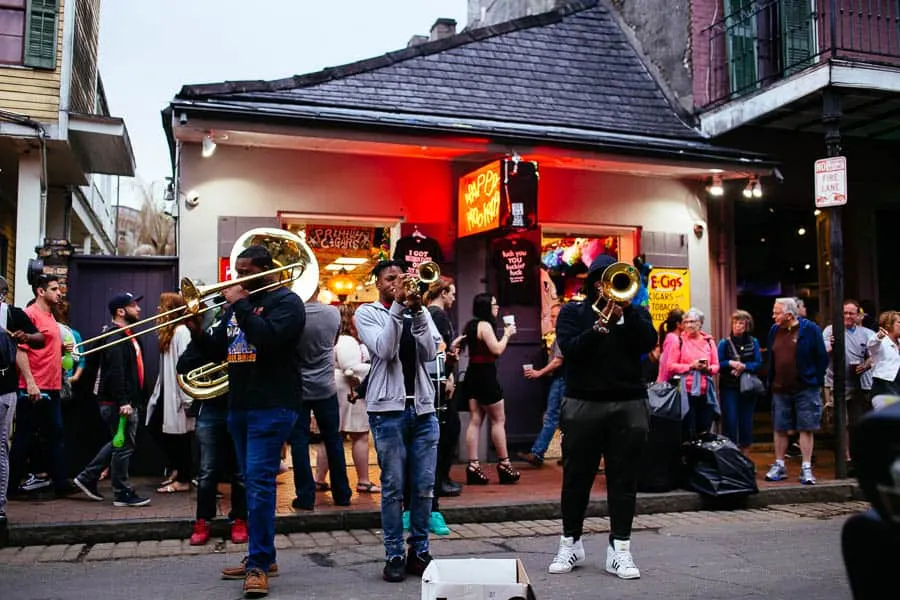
[74,290,149,507]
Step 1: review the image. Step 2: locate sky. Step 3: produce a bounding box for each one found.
[98,0,470,205]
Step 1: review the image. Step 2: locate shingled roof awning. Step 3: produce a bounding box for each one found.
[168,0,775,171]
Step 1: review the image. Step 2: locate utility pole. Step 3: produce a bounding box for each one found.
[822,88,847,479]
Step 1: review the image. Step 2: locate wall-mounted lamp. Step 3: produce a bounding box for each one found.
[751,178,763,198]
[201,134,217,158]
[707,175,724,197]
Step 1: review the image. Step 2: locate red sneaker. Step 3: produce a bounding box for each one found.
[189,519,210,546]
[231,518,248,544]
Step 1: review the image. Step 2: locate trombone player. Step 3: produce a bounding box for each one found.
[549,255,657,579]
[187,245,306,598]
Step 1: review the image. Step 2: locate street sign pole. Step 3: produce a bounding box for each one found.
[822,89,847,480]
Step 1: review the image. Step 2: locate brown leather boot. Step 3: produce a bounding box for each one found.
[243,568,268,597]
[221,558,279,580]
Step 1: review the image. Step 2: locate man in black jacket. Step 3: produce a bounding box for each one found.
[548,255,657,579]
[74,292,150,507]
[189,245,305,599]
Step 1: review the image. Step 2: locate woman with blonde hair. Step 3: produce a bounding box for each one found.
[146,292,195,493]
[716,310,763,455]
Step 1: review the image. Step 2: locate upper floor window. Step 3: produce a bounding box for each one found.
[0,0,58,69]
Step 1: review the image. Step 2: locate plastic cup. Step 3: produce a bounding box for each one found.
[502,315,516,327]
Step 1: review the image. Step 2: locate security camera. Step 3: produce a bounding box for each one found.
[178,112,188,126]
[185,190,200,208]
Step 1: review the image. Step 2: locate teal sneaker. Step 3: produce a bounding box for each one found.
[402,510,410,531]
[429,511,451,536]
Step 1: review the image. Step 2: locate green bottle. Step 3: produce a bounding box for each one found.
[112,415,127,448]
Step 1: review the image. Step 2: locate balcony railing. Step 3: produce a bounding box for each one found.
[701,0,900,108]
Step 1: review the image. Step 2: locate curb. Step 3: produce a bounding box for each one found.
[3,480,861,547]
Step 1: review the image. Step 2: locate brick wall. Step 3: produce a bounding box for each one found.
[690,0,721,109]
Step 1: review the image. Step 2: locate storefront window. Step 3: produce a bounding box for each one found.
[540,234,622,302]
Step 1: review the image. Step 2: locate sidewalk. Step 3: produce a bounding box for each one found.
[2,439,860,547]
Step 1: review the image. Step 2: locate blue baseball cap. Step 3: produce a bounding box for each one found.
[108,292,143,315]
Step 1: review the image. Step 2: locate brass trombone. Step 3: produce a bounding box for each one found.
[72,228,317,360]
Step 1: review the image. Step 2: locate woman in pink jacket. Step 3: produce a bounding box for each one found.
[665,307,720,439]
[656,308,684,384]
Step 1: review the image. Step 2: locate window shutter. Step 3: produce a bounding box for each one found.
[23,0,58,70]
[725,0,759,96]
[780,0,814,75]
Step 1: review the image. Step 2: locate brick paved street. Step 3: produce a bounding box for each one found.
[0,501,865,600]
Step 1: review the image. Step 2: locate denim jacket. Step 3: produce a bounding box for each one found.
[355,301,440,415]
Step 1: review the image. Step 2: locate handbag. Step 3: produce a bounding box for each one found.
[727,337,766,396]
[646,381,682,421]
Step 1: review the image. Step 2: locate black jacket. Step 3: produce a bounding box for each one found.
[556,256,657,401]
[191,287,305,411]
[92,324,144,408]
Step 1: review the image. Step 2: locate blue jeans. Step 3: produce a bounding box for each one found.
[531,377,565,457]
[228,407,297,573]
[9,389,67,492]
[683,395,715,441]
[369,407,439,559]
[719,387,757,448]
[196,402,245,521]
[80,404,139,498]
[289,395,351,507]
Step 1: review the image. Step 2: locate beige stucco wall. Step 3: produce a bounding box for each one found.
[178,143,711,320]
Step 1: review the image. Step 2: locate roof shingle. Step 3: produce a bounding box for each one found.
[179,1,698,140]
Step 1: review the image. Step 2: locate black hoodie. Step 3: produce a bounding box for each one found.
[191,287,305,411]
[556,255,657,401]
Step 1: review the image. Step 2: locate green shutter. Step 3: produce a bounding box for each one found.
[23,0,58,70]
[780,0,814,75]
[725,0,759,96]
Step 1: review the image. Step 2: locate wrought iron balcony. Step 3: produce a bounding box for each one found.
[701,0,900,108]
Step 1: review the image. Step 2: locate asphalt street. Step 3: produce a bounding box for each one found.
[0,508,855,600]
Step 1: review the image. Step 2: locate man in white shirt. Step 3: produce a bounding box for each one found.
[823,299,876,464]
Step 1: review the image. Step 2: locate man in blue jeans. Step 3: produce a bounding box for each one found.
[765,297,828,485]
[355,259,440,583]
[289,286,350,510]
[518,303,565,467]
[189,245,305,598]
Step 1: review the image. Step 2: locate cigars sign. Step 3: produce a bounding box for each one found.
[457,158,538,238]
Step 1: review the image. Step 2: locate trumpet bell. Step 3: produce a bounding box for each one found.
[593,262,640,313]
[405,261,441,294]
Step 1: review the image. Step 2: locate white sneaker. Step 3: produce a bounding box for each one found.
[548,536,585,574]
[605,539,641,579]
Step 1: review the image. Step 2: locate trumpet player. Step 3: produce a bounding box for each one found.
[549,255,657,579]
[355,259,441,583]
[188,245,306,598]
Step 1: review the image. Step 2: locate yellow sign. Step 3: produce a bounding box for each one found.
[648,268,691,332]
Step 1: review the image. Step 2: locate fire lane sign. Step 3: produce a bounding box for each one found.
[815,156,847,208]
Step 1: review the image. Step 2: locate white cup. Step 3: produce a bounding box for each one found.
[522,363,533,372]
[502,314,516,327]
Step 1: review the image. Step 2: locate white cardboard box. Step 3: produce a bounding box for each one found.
[421,558,536,600]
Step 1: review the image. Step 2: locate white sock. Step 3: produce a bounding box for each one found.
[802,462,811,469]
[775,459,785,467]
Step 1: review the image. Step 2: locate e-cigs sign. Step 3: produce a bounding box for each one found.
[814,156,847,208]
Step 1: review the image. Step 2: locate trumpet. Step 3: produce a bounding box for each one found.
[403,260,441,295]
[591,262,640,331]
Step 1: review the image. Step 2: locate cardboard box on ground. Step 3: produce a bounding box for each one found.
[421,558,537,600]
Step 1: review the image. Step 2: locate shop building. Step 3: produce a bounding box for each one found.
[165,2,774,443]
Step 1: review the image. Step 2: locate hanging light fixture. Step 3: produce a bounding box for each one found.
[328,268,356,298]
[201,134,217,158]
[707,175,724,197]
[742,179,754,198]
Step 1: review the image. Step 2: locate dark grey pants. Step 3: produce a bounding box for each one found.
[560,396,649,542]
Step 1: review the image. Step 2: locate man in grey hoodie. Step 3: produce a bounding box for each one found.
[354,260,440,583]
